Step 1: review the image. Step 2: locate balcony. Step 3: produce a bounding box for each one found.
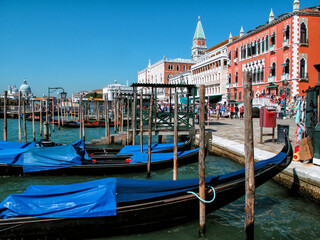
[268,76,276,82]
[282,39,290,48]
[232,82,238,88]
[299,73,309,82]
[270,45,276,53]
[227,60,231,66]
[234,58,238,65]
[226,83,231,89]
[281,73,290,81]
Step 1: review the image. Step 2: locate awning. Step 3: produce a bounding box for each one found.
[180,97,191,104]
[266,83,278,88]
[192,94,223,103]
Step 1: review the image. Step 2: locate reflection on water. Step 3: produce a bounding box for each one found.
[0,119,320,239]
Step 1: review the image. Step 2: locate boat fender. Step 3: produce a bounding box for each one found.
[187,186,216,204]
[126,158,132,163]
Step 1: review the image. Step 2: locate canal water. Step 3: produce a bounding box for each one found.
[0,119,320,239]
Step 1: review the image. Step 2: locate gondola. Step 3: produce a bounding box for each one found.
[0,135,292,239]
[0,141,200,176]
[86,137,192,155]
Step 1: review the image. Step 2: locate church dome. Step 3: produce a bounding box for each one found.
[19,79,32,96]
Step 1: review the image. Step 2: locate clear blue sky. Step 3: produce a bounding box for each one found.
[0,0,316,97]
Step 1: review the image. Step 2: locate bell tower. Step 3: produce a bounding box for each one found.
[191,16,207,60]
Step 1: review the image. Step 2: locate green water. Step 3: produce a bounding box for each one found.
[0,119,320,239]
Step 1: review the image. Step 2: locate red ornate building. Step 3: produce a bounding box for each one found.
[227,1,320,104]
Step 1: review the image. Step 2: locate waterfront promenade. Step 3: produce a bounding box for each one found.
[203,117,320,204]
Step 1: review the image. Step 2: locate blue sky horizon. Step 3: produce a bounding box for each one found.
[0,0,316,97]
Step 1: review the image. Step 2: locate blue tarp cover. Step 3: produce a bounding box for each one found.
[0,178,116,219]
[118,142,184,155]
[0,141,36,150]
[129,149,198,164]
[23,144,91,173]
[0,140,92,172]
[0,151,287,219]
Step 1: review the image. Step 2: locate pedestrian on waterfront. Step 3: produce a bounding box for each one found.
[240,105,244,120]
[216,103,220,120]
[220,104,225,118]
[230,104,235,119]
[235,104,239,119]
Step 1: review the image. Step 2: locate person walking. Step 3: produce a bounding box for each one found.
[230,104,235,119]
[216,103,220,120]
[240,105,244,120]
[235,104,239,119]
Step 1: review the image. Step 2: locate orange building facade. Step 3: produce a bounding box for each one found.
[227,5,320,104]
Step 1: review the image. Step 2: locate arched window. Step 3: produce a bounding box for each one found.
[228,73,232,84]
[300,58,306,78]
[235,72,238,83]
[177,65,180,71]
[228,51,231,60]
[283,59,290,74]
[258,39,261,54]
[271,62,276,76]
[284,25,290,40]
[270,31,276,46]
[252,41,257,55]
[167,74,173,82]
[244,45,247,58]
[266,35,269,51]
[183,65,186,71]
[300,23,307,44]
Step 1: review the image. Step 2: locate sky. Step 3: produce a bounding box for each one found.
[0,0,317,97]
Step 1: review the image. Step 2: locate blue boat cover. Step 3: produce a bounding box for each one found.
[0,140,92,172]
[23,144,91,173]
[0,151,287,219]
[117,142,184,155]
[129,149,198,164]
[0,178,116,219]
[0,141,36,150]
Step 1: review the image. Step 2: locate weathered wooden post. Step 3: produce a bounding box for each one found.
[173,91,178,180]
[23,99,27,142]
[82,99,85,142]
[199,85,206,237]
[52,98,55,132]
[140,89,144,153]
[121,99,124,132]
[132,90,137,145]
[44,97,50,141]
[147,91,154,177]
[32,100,36,142]
[79,97,82,139]
[18,91,22,142]
[243,71,255,240]
[97,101,100,121]
[3,91,7,141]
[63,99,67,122]
[127,97,130,144]
[39,100,43,136]
[60,100,64,126]
[57,99,61,130]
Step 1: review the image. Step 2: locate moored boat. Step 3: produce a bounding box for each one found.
[0,135,292,239]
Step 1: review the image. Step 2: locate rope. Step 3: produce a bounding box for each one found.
[187,186,216,204]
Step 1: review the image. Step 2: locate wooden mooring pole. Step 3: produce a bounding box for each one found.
[23,100,27,142]
[147,92,154,177]
[243,71,255,240]
[3,91,7,141]
[18,91,22,142]
[79,96,83,139]
[126,97,130,144]
[105,94,110,144]
[52,98,55,132]
[39,100,43,137]
[58,99,61,130]
[140,89,143,153]
[132,91,137,145]
[199,85,206,237]
[173,91,178,180]
[32,100,36,142]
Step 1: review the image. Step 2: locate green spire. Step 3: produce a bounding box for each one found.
[193,16,206,40]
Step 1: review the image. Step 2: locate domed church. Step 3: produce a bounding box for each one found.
[19,79,33,98]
